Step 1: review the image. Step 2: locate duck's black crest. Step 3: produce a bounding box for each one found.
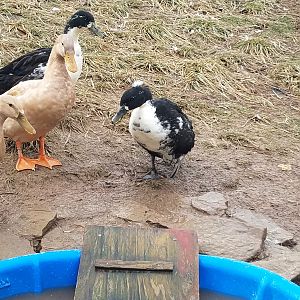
[64,10,95,33]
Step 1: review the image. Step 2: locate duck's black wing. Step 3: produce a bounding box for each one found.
[0,47,51,75]
[0,47,51,94]
[153,98,195,158]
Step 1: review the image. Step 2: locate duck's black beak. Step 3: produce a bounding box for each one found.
[88,22,107,38]
[112,106,128,124]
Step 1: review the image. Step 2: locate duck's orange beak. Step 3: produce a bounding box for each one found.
[65,51,77,73]
[17,113,36,135]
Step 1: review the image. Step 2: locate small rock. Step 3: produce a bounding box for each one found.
[18,209,57,240]
[253,243,300,281]
[224,161,236,170]
[0,230,32,259]
[190,192,228,216]
[151,216,267,261]
[51,7,60,13]
[170,45,179,53]
[232,208,294,245]
[114,201,267,261]
[196,216,267,261]
[278,163,292,171]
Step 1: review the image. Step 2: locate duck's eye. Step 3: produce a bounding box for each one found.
[61,42,64,46]
[8,103,13,107]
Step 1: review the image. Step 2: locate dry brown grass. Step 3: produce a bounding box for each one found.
[0,0,299,153]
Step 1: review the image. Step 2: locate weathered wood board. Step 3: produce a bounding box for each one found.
[74,226,199,300]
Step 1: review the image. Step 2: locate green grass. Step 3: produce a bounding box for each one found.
[220,15,254,27]
[140,20,174,42]
[155,0,189,9]
[109,0,143,17]
[268,16,296,36]
[240,0,278,14]
[236,37,280,57]
[182,18,231,41]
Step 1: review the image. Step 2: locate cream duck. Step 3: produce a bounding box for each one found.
[3,34,77,171]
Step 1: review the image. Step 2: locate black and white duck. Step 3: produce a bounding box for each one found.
[112,81,195,179]
[0,10,105,94]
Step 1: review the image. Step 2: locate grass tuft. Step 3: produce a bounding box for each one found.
[270,59,300,94]
[182,17,231,41]
[240,0,277,14]
[140,20,173,42]
[268,16,296,36]
[236,37,280,57]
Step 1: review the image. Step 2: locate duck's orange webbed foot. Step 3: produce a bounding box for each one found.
[16,157,36,171]
[33,136,62,169]
[15,141,35,171]
[33,156,62,169]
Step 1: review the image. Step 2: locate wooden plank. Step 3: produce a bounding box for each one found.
[74,226,199,300]
[95,259,174,271]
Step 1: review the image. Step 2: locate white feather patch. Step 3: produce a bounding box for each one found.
[132,80,144,87]
[177,117,183,129]
[129,101,172,160]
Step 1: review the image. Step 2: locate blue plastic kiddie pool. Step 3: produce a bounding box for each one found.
[0,250,299,299]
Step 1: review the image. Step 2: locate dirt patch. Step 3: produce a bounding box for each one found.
[0,92,299,252]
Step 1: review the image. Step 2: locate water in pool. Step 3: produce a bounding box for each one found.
[7,287,75,299]
[201,289,244,299]
[8,288,243,299]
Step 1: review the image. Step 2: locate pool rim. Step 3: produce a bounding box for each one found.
[0,250,299,299]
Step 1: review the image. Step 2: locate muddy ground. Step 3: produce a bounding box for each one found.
[0,88,299,253]
[0,0,299,260]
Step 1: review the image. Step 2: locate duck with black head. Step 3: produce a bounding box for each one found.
[0,10,106,94]
[112,81,195,179]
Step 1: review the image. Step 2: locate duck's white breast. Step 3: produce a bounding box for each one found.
[129,101,170,153]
